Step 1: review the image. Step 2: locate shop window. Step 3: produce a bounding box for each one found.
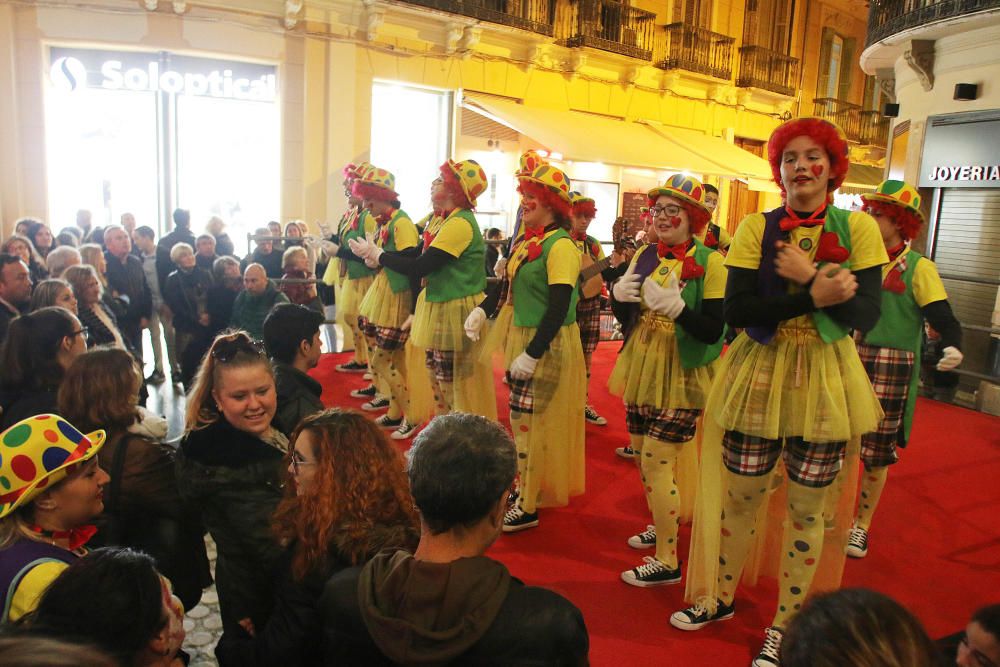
[45,47,279,252]
[370,82,452,220]
[817,28,855,100]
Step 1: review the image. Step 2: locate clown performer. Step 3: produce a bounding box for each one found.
[351,159,497,420]
[846,179,963,559]
[671,117,888,667]
[696,184,732,252]
[335,166,421,440]
[323,163,378,378]
[504,150,550,257]
[471,164,586,532]
[568,191,628,427]
[608,174,726,586]
[0,415,109,621]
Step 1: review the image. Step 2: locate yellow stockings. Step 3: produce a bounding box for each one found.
[637,437,684,568]
[368,346,410,422]
[854,466,889,531]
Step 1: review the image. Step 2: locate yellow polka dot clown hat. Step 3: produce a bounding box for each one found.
[443,159,489,208]
[0,415,106,519]
[516,150,548,177]
[518,164,572,204]
[862,179,926,223]
[569,191,595,206]
[353,165,398,201]
[647,173,711,215]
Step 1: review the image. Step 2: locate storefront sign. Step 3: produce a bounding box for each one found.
[49,47,277,102]
[920,111,1000,188]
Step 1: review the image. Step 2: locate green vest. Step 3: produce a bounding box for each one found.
[342,210,376,280]
[674,241,725,369]
[863,249,924,443]
[425,209,487,303]
[811,206,853,344]
[512,230,579,328]
[381,209,416,294]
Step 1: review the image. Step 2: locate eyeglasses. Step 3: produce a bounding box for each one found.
[211,333,265,363]
[651,204,683,218]
[69,327,89,342]
[290,449,316,474]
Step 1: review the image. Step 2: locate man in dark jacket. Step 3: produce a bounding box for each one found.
[231,263,288,341]
[320,413,589,666]
[163,243,214,387]
[263,303,325,437]
[104,224,153,355]
[207,256,242,337]
[157,208,197,288]
[0,254,31,345]
[241,228,284,279]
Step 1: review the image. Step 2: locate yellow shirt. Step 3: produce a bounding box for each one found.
[8,560,69,622]
[695,224,732,250]
[547,237,581,286]
[890,247,948,307]
[429,214,473,258]
[633,245,726,314]
[379,211,418,252]
[573,236,607,261]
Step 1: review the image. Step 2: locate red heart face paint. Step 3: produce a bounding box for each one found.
[810,164,824,178]
[522,200,538,212]
[668,216,683,228]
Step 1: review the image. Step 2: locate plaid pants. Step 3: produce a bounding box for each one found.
[722,430,846,488]
[424,348,455,384]
[577,295,602,373]
[625,404,700,443]
[358,316,409,351]
[856,340,913,468]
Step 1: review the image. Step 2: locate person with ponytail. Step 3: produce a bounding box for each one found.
[326,167,421,441]
[352,160,496,421]
[0,306,88,428]
[472,164,585,533]
[672,117,888,667]
[845,180,963,559]
[608,174,726,588]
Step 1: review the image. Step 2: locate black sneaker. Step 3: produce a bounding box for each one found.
[145,370,165,385]
[621,557,682,587]
[752,627,783,667]
[350,384,377,399]
[390,419,419,440]
[627,525,656,549]
[585,405,607,425]
[362,397,390,412]
[669,599,735,631]
[373,414,402,429]
[502,505,539,533]
[336,360,368,373]
[847,525,869,558]
[615,445,638,459]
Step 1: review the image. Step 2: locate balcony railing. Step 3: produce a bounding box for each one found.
[557,0,657,61]
[398,0,554,36]
[736,45,799,97]
[655,22,735,80]
[867,0,1000,47]
[860,109,891,147]
[813,98,862,142]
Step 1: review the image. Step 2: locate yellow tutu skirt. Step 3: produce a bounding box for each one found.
[411,292,483,351]
[709,328,883,443]
[340,274,373,322]
[322,257,342,287]
[485,305,586,508]
[608,315,718,410]
[358,273,412,329]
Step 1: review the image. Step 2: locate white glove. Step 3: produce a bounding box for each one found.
[936,346,963,371]
[401,314,413,332]
[612,263,642,303]
[464,307,487,341]
[642,274,685,319]
[509,352,539,380]
[364,256,379,269]
[319,240,339,257]
[318,222,332,237]
[348,237,382,264]
[494,256,508,277]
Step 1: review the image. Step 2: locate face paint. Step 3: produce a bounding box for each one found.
[522,200,538,212]
[810,164,824,178]
[668,216,683,228]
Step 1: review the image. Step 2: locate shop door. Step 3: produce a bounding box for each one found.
[726,137,765,232]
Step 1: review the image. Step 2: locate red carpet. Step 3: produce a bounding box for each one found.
[311,342,1000,666]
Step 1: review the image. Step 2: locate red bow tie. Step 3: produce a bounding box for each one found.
[657,242,688,261]
[780,205,827,232]
[31,524,98,551]
[524,226,546,241]
[886,241,907,261]
[572,232,587,242]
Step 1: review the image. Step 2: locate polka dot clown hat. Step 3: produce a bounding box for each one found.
[343,161,374,184]
[519,164,572,204]
[569,191,595,206]
[444,159,489,208]
[647,173,711,216]
[0,415,106,519]
[516,150,548,177]
[862,180,926,223]
[356,166,398,198]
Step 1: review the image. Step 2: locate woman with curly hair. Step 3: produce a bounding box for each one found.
[673,117,888,666]
[215,409,418,667]
[474,164,585,533]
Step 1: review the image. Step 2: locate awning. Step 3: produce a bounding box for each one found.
[842,162,884,191]
[462,94,774,184]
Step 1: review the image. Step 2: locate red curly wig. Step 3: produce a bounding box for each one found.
[572,199,597,220]
[863,200,924,241]
[352,180,397,204]
[645,194,712,236]
[517,179,572,224]
[439,164,474,210]
[273,410,419,581]
[768,117,850,194]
